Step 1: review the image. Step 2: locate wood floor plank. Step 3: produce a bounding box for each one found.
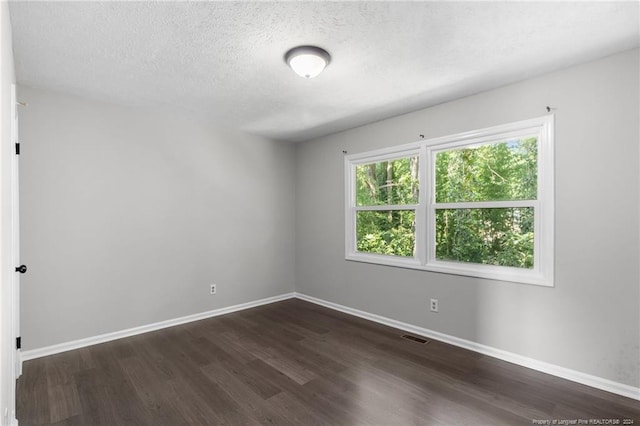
[17,299,640,425]
[73,368,121,426]
[244,359,355,425]
[303,372,422,425]
[233,317,349,378]
[118,355,189,425]
[200,361,295,425]
[46,383,81,424]
[372,355,531,424]
[204,330,259,364]
[145,332,261,425]
[221,329,319,385]
[44,349,94,388]
[298,333,377,369]
[48,414,86,426]
[339,363,470,425]
[163,376,238,426]
[17,358,50,425]
[264,391,331,426]
[215,356,283,400]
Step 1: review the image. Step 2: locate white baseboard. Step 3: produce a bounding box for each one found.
[20,292,296,362]
[20,290,639,401]
[294,292,640,401]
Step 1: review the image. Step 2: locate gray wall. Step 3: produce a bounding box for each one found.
[295,49,640,387]
[19,86,296,350]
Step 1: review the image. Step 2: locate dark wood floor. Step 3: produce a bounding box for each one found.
[17,299,640,425]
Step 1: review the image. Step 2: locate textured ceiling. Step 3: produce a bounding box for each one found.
[8,1,640,142]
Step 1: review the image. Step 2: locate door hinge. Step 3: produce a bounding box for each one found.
[16,337,21,350]
[15,143,20,155]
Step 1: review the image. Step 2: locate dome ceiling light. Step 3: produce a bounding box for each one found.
[284,45,331,79]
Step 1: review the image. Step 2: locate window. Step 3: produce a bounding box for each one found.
[345,115,554,286]
[353,154,419,260]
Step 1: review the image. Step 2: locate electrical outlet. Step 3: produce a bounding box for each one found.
[430,298,439,313]
[210,284,217,295]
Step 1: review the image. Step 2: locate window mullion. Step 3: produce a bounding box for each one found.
[355,204,418,211]
[420,144,431,266]
[433,200,537,210]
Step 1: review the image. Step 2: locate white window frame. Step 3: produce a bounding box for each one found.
[345,149,423,269]
[345,115,554,287]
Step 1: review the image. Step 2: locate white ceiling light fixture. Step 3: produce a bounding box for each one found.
[285,45,331,79]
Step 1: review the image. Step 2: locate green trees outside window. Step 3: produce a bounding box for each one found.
[356,210,416,256]
[354,138,537,268]
[356,157,419,206]
[435,138,537,203]
[434,138,537,268]
[355,157,418,257]
[435,207,534,268]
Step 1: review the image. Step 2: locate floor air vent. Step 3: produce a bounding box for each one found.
[401,334,430,344]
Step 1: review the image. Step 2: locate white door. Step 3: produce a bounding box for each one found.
[8,84,23,425]
[10,84,23,381]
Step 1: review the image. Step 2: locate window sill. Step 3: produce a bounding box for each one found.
[345,253,554,287]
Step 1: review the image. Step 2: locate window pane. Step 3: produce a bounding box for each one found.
[356,210,415,257]
[356,156,419,206]
[435,208,534,268]
[435,138,537,203]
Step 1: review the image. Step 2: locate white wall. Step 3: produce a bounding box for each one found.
[18,86,296,350]
[295,49,640,388]
[0,0,16,423]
